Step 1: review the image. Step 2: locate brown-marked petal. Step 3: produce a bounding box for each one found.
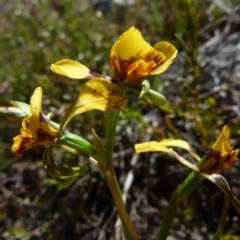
[79,78,127,110]
[59,78,127,131]
[151,42,178,74]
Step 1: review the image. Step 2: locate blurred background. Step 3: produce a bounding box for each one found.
[0,0,240,239]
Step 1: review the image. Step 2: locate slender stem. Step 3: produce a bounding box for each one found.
[105,111,120,169]
[157,171,203,240]
[213,195,229,240]
[176,171,203,203]
[157,186,179,240]
[104,170,139,240]
[105,110,138,239]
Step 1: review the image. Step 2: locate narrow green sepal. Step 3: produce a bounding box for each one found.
[10,101,31,116]
[59,132,96,157]
[0,106,28,122]
[92,129,108,167]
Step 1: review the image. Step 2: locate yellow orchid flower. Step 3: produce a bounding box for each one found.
[198,126,239,174]
[110,27,177,84]
[135,126,240,213]
[50,27,177,84]
[12,87,59,154]
[135,126,238,175]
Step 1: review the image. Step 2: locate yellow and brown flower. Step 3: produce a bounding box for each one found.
[110,27,177,84]
[12,87,59,154]
[198,126,239,174]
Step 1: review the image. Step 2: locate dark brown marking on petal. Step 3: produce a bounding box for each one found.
[25,121,30,128]
[15,146,26,154]
[153,56,163,64]
[118,99,126,104]
[113,54,117,61]
[200,150,227,174]
[110,89,120,95]
[221,152,238,170]
[14,137,34,154]
[39,112,44,122]
[36,128,56,142]
[113,104,120,109]
[91,89,97,95]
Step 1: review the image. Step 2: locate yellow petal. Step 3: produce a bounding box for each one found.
[135,139,200,161]
[160,139,200,161]
[111,27,153,63]
[28,87,58,139]
[50,59,90,79]
[135,141,170,153]
[150,42,178,75]
[30,87,42,117]
[135,141,200,171]
[212,125,232,156]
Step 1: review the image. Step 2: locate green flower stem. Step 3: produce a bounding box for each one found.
[104,170,139,240]
[176,171,204,203]
[105,110,138,239]
[157,171,203,240]
[213,196,229,240]
[157,186,179,240]
[105,110,120,169]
